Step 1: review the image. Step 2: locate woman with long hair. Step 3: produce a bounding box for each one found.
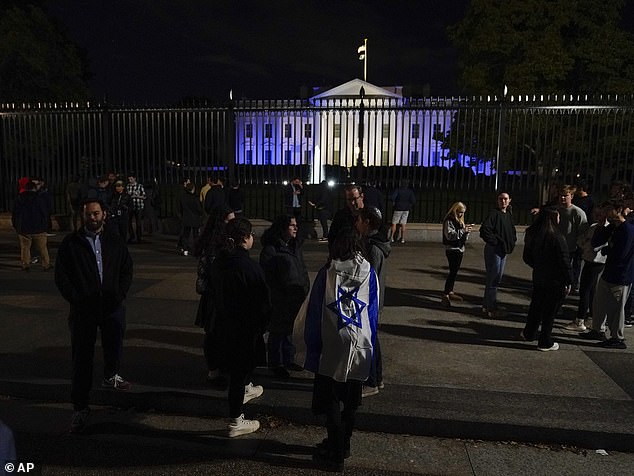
[441,202,472,306]
[259,214,310,378]
[194,206,234,384]
[208,217,271,436]
[522,206,572,351]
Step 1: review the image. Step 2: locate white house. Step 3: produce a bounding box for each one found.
[234,79,489,183]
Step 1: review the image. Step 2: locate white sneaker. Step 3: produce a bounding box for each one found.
[538,342,559,352]
[227,413,260,437]
[563,320,586,332]
[362,385,379,398]
[243,382,263,404]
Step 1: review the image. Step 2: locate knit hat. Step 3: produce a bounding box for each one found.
[18,177,30,193]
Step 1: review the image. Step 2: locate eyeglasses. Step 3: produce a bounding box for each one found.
[347,195,361,202]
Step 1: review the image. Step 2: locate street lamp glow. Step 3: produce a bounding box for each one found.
[327,180,335,187]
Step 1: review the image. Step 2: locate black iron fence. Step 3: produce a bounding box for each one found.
[2,95,633,225]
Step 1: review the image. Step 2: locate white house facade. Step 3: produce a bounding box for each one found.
[234,79,490,183]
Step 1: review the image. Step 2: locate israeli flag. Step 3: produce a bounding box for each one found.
[293,253,379,383]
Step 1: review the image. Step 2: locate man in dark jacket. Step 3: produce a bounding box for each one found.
[55,198,133,433]
[328,184,364,244]
[12,181,51,271]
[309,180,333,241]
[203,176,226,217]
[177,179,203,255]
[283,177,304,219]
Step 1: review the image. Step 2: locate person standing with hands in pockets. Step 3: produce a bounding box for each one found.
[55,198,133,433]
[479,192,517,318]
[442,202,472,307]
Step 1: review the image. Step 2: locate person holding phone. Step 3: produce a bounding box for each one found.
[441,202,472,306]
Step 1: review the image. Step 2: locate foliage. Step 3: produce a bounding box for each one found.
[448,0,634,95]
[442,0,634,198]
[0,3,89,102]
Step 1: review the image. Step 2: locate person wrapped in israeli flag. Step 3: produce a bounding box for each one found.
[292,224,379,470]
[294,251,379,381]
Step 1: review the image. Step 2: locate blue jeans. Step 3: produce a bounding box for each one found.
[483,244,506,311]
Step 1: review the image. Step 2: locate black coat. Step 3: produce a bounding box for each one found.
[260,238,310,334]
[178,189,202,227]
[109,191,132,220]
[12,191,48,234]
[313,184,333,213]
[55,229,133,318]
[523,232,572,287]
[283,183,303,208]
[195,253,216,332]
[204,185,226,215]
[209,247,271,372]
[480,208,517,255]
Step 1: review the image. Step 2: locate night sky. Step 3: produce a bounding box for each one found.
[45,0,470,103]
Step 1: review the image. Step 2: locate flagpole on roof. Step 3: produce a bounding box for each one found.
[357,38,367,81]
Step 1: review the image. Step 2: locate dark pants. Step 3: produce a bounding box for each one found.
[228,368,250,418]
[366,334,382,388]
[111,215,128,241]
[178,226,199,252]
[313,374,360,463]
[571,249,583,289]
[318,209,330,238]
[203,330,221,371]
[444,250,464,294]
[524,285,564,348]
[128,209,143,242]
[286,206,302,221]
[70,304,126,410]
[267,332,295,368]
[577,261,604,321]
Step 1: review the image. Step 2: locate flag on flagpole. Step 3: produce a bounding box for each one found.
[358,44,366,61]
[293,253,378,383]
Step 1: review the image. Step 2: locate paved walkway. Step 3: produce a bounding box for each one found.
[1,231,633,455]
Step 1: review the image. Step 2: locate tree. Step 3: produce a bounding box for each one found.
[0,3,89,102]
[448,0,634,95]
[440,0,634,200]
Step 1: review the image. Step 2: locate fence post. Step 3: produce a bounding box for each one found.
[101,102,113,173]
[226,94,236,184]
[494,86,508,191]
[356,86,366,181]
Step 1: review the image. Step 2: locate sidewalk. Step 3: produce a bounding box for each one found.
[1,231,633,454]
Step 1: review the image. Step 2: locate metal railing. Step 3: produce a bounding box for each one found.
[2,95,633,225]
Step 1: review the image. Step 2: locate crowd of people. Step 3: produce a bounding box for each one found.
[63,172,158,243]
[442,180,634,352]
[8,171,634,472]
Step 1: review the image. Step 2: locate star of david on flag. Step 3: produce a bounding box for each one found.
[326,285,367,330]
